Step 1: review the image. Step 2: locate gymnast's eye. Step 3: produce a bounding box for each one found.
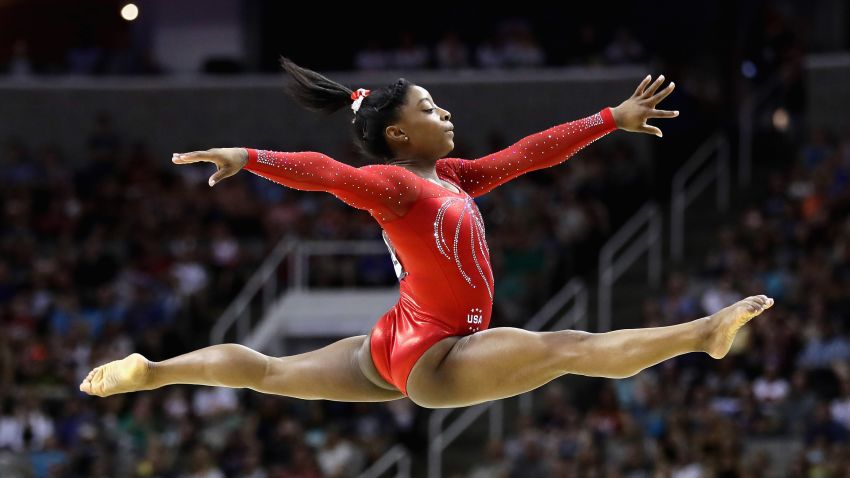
[423,108,435,113]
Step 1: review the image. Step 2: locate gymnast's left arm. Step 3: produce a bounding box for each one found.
[437,74,679,198]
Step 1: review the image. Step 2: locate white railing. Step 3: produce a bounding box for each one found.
[358,445,412,478]
[428,400,503,478]
[210,237,297,344]
[291,240,394,289]
[426,279,587,478]
[211,238,389,344]
[598,202,662,332]
[518,279,588,415]
[670,134,730,261]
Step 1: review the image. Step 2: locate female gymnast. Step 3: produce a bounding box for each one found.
[80,58,774,408]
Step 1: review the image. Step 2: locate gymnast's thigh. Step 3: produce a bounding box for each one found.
[357,330,403,392]
[260,335,405,402]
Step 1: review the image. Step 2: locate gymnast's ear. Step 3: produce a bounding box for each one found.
[385,125,408,144]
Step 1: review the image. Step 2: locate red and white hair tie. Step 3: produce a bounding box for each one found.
[350,88,370,115]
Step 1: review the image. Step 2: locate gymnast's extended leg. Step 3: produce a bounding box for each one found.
[79,335,405,402]
[406,295,773,408]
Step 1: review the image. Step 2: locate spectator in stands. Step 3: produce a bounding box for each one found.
[435,32,471,70]
[390,32,430,70]
[7,39,33,78]
[603,27,646,65]
[354,41,392,71]
[476,34,508,69]
[501,22,546,68]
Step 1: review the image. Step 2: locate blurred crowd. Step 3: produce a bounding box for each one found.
[1,4,826,79]
[352,23,645,72]
[1,21,645,77]
[469,125,850,477]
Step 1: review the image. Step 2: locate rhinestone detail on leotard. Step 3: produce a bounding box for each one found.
[433,196,494,299]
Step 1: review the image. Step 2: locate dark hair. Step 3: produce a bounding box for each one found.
[279,56,413,163]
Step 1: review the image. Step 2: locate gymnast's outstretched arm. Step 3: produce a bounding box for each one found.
[436,74,680,198]
[172,147,421,221]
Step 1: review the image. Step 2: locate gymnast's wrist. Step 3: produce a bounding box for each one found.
[607,106,622,130]
[240,147,256,170]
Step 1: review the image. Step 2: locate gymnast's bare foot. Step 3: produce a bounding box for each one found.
[703,295,774,359]
[79,353,152,397]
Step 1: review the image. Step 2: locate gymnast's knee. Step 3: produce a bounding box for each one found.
[407,392,461,409]
[405,369,455,408]
[549,329,595,373]
[406,369,490,409]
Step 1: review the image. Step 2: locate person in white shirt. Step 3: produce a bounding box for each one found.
[753,363,790,404]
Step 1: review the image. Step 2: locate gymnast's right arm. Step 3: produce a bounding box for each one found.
[172,147,419,220]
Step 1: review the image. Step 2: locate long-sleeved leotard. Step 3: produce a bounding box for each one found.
[244,107,617,396]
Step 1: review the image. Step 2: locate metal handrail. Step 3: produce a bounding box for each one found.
[598,202,662,332]
[518,279,588,416]
[670,134,730,261]
[357,444,412,478]
[428,401,503,478]
[426,279,587,478]
[292,240,395,289]
[210,237,297,344]
[211,238,391,345]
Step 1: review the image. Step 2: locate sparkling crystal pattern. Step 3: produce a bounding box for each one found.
[433,196,494,299]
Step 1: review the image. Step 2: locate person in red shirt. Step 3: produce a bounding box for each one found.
[80,58,774,408]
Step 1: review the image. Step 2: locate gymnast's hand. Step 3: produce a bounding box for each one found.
[610,74,679,138]
[172,147,249,187]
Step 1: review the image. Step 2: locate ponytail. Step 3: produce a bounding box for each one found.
[279,56,353,114]
[279,56,413,163]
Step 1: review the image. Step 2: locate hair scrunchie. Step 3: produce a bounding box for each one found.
[350,88,371,114]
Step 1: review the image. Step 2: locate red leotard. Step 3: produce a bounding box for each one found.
[243,107,617,396]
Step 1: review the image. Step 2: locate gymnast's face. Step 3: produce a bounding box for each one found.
[385,85,454,160]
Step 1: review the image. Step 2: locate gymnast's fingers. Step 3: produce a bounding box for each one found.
[642,74,666,98]
[650,109,679,119]
[649,81,676,106]
[633,74,652,97]
[172,150,216,165]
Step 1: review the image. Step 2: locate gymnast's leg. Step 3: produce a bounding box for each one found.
[79,335,405,402]
[406,295,773,408]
